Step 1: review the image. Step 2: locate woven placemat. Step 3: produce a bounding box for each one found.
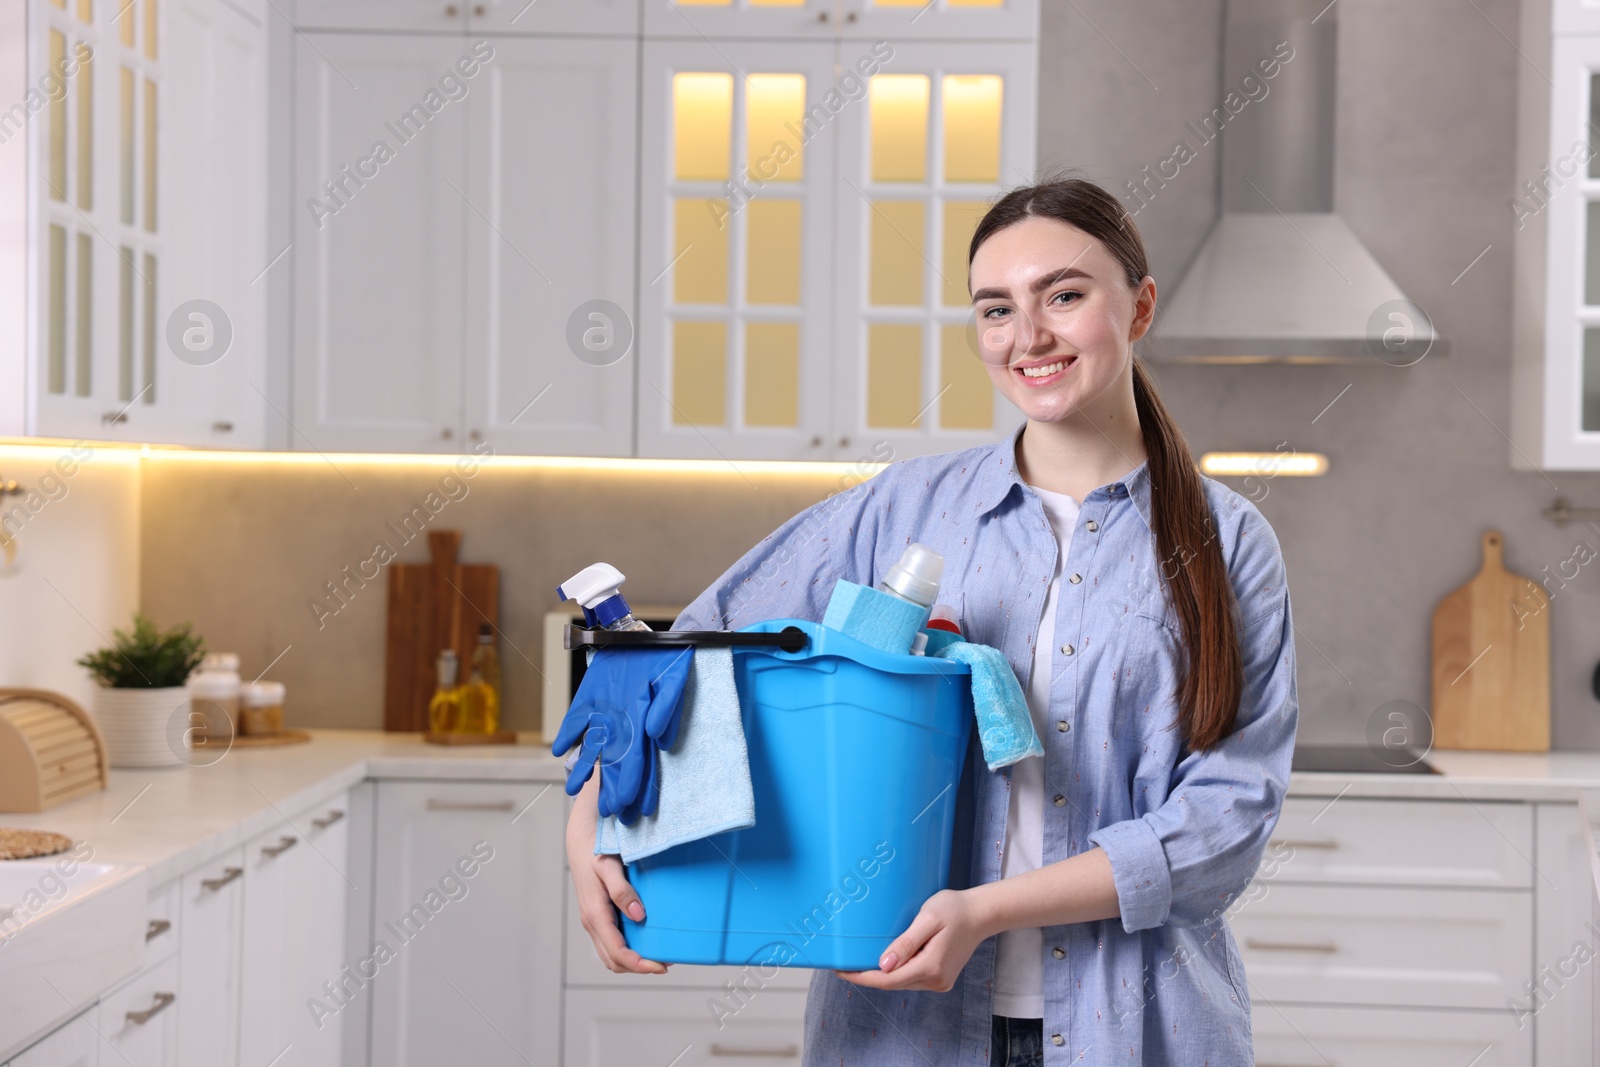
[0,828,74,861]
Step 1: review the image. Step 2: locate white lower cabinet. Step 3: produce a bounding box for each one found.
[95,956,181,1067]
[238,791,351,1067]
[1251,1003,1531,1067]
[8,1012,96,1067]
[174,849,244,1067]
[368,781,564,1067]
[563,988,807,1067]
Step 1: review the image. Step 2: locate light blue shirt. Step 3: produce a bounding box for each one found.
[673,421,1299,1065]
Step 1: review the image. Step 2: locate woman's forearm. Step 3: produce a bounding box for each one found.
[967,846,1121,938]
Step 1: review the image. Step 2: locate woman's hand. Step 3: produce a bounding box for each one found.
[834,888,994,993]
[566,774,669,975]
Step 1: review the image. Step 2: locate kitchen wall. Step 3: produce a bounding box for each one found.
[120,0,1600,747]
[0,443,140,709]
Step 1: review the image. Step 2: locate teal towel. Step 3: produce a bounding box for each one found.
[822,579,928,655]
[934,639,1044,770]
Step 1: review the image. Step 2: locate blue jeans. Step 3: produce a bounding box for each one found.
[990,1016,1044,1067]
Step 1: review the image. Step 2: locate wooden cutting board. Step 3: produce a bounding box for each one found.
[383,530,500,733]
[1430,530,1550,752]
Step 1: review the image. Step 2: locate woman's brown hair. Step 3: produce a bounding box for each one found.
[968,177,1243,751]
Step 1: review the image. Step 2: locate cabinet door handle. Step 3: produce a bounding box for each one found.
[211,420,234,433]
[710,1044,799,1058]
[426,799,514,812]
[126,992,175,1025]
[313,809,345,829]
[261,834,299,858]
[201,866,243,891]
[445,3,458,14]
[473,3,484,13]
[101,411,128,425]
[1274,838,1338,850]
[145,918,172,942]
[1245,939,1339,954]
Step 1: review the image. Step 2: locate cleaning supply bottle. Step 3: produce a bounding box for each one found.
[428,650,462,734]
[558,562,652,632]
[878,544,945,618]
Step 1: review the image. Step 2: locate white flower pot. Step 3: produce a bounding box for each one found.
[91,686,192,769]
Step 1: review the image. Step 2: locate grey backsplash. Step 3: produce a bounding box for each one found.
[144,0,1600,747]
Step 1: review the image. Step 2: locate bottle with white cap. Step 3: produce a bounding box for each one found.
[557,562,652,632]
[878,543,944,617]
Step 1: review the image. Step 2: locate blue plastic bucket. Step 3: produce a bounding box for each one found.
[620,618,974,971]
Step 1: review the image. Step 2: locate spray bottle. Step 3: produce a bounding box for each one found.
[557,562,652,633]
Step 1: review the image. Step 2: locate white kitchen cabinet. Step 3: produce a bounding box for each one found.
[95,956,180,1067]
[293,0,639,35]
[641,0,836,41]
[1534,803,1596,1065]
[8,1012,96,1067]
[642,0,1039,42]
[1251,1002,1531,1067]
[291,33,469,454]
[563,987,807,1067]
[237,791,351,1067]
[173,850,243,1067]
[369,781,564,1067]
[637,39,838,461]
[461,37,638,457]
[1510,5,1600,469]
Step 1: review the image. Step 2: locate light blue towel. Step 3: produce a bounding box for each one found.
[595,646,755,863]
[822,579,928,655]
[934,640,1043,770]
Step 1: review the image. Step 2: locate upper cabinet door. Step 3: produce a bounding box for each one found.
[830,39,1032,462]
[292,0,468,32]
[642,0,838,40]
[292,33,468,454]
[467,0,640,35]
[1554,0,1600,35]
[461,37,639,457]
[637,40,837,460]
[839,0,1038,41]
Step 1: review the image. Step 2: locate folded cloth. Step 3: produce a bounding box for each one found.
[596,646,755,863]
[934,639,1043,770]
[822,579,928,655]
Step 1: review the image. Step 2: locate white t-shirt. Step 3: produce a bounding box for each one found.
[990,485,1079,1019]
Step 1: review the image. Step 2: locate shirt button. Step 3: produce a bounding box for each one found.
[1051,1034,1065,1047]
[1085,519,1099,532]
[1053,794,1066,807]
[1060,644,1074,655]
[1052,947,1065,959]
[1068,573,1082,584]
[1058,720,1069,732]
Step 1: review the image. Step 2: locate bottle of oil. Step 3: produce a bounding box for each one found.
[458,625,501,734]
[428,650,462,734]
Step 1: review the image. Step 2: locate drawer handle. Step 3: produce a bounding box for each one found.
[262,835,298,858]
[1274,838,1338,850]
[201,866,243,892]
[145,918,171,942]
[126,991,175,1025]
[710,1045,799,1058]
[1246,939,1339,954]
[426,799,515,812]
[313,809,345,829]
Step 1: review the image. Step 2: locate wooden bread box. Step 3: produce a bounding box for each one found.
[0,688,110,812]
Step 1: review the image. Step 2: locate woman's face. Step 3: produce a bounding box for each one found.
[968,216,1156,424]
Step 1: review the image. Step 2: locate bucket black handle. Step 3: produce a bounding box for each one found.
[565,625,808,654]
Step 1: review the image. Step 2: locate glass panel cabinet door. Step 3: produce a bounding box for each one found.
[638,40,836,460]
[831,40,1034,463]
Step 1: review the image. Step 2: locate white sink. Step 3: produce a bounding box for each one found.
[0,856,147,1059]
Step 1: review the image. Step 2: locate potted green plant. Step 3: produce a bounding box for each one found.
[78,615,206,768]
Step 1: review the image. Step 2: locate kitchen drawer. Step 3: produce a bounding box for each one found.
[564,988,806,1067]
[1268,797,1533,888]
[96,955,180,1067]
[143,880,179,967]
[564,877,812,992]
[9,1011,95,1067]
[1252,1002,1530,1067]
[1232,883,1531,1010]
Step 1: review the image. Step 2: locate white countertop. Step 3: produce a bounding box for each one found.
[8,730,1600,891]
[0,729,567,887]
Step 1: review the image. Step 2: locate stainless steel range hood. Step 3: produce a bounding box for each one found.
[1145,0,1447,365]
